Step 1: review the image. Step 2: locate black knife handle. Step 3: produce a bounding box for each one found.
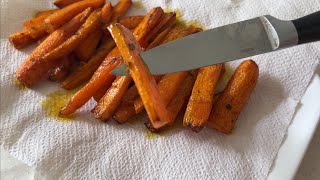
[292,11,320,44]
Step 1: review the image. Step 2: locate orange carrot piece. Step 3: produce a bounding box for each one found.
[93,76,133,120]
[110,0,132,22]
[16,8,92,87]
[108,23,171,130]
[43,9,102,62]
[207,60,259,134]
[93,75,117,102]
[48,56,74,82]
[8,29,35,49]
[183,64,224,132]
[45,0,104,32]
[165,73,196,124]
[101,2,113,23]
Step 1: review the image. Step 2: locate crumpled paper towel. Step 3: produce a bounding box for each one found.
[1,0,320,179]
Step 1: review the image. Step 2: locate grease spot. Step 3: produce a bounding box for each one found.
[14,78,27,91]
[41,90,76,122]
[132,1,144,10]
[144,129,160,139]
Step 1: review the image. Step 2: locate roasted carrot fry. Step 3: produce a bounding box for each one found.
[93,75,117,102]
[119,16,144,29]
[74,30,103,62]
[43,9,101,62]
[45,0,104,32]
[111,0,132,22]
[34,9,59,18]
[165,73,196,125]
[16,8,92,87]
[93,76,132,120]
[101,2,113,23]
[54,0,84,8]
[108,23,171,130]
[9,29,35,49]
[61,37,116,90]
[59,7,164,116]
[207,60,259,134]
[183,64,224,132]
[48,56,74,82]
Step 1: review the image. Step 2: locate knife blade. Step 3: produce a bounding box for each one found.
[112,11,320,75]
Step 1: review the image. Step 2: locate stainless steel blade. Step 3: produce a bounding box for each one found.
[111,16,298,75]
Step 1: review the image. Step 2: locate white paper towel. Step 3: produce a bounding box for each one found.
[1,0,320,179]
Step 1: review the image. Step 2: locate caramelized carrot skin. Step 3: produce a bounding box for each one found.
[9,29,35,49]
[207,60,259,134]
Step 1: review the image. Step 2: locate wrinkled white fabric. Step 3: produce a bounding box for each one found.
[1,0,319,179]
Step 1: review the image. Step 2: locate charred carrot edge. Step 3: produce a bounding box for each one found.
[74,30,103,62]
[61,37,116,90]
[207,60,259,134]
[93,76,133,120]
[54,0,84,8]
[183,64,224,133]
[16,8,92,87]
[110,0,132,22]
[9,29,35,49]
[59,7,164,115]
[108,23,171,130]
[43,9,101,62]
[101,2,113,23]
[45,0,104,32]
[119,16,145,29]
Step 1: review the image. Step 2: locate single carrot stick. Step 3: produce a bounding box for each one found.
[183,64,224,132]
[207,60,259,134]
[16,8,92,87]
[8,29,35,49]
[101,2,113,23]
[108,23,171,130]
[110,0,132,22]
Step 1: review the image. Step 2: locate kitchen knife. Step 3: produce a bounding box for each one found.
[112,11,320,75]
